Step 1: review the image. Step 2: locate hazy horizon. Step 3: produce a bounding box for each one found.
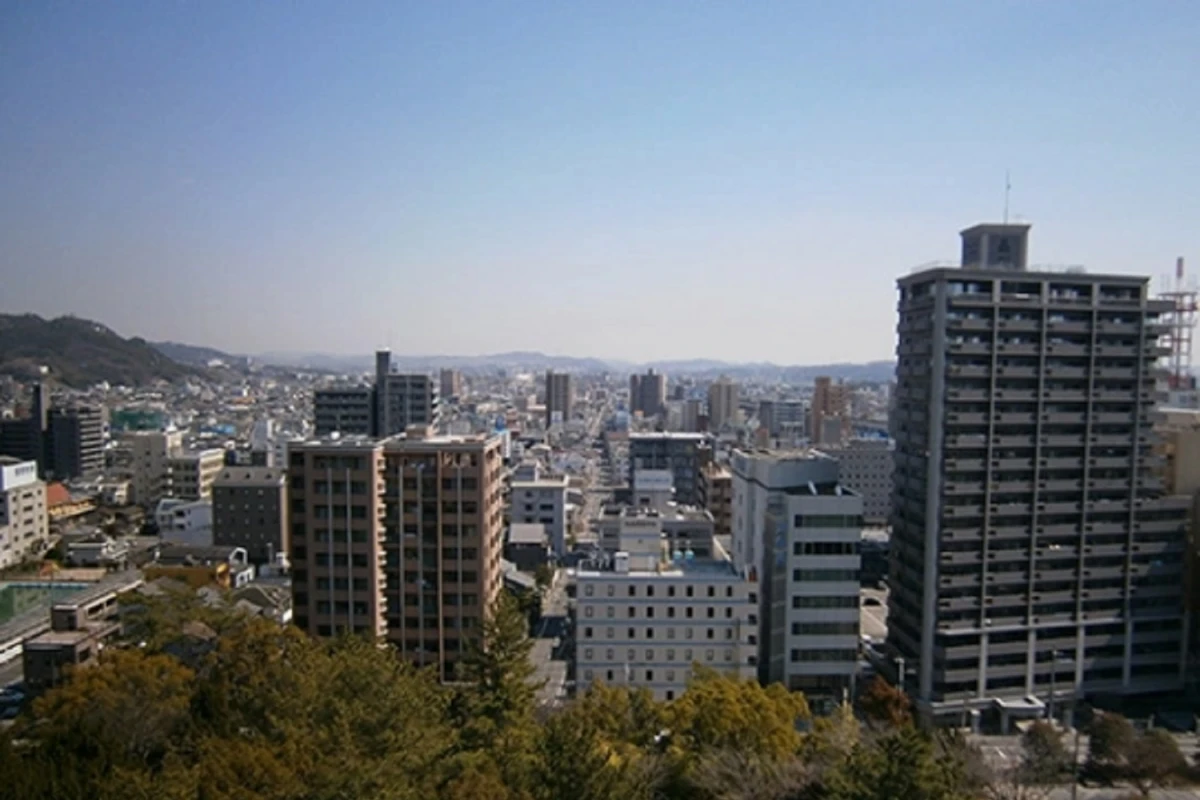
[3,3,1197,363]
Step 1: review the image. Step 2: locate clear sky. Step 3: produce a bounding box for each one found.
[2,2,1197,364]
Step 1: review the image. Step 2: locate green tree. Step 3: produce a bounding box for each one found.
[857,675,912,728]
[664,668,810,762]
[1019,720,1069,785]
[823,726,973,800]
[449,592,543,796]
[1125,728,1187,797]
[1086,712,1136,785]
[534,697,662,800]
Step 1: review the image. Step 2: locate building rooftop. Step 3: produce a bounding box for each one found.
[577,555,739,580]
[153,543,246,566]
[508,523,548,545]
[628,432,709,442]
[24,628,99,648]
[214,466,287,486]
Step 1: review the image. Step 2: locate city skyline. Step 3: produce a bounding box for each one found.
[3,3,1198,363]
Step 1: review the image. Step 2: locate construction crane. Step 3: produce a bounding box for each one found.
[1160,257,1197,390]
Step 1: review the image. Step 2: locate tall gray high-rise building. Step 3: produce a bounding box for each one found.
[890,222,1190,725]
[629,369,667,417]
[375,350,439,436]
[545,370,574,428]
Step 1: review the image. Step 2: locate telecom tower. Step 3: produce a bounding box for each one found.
[1160,257,1197,390]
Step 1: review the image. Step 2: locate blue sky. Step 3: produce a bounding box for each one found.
[2,2,1197,363]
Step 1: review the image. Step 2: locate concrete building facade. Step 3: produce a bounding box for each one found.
[45,405,104,480]
[510,462,570,558]
[212,465,289,564]
[707,377,739,431]
[730,449,862,700]
[0,457,48,569]
[628,432,708,505]
[288,439,388,641]
[545,370,574,428]
[155,497,213,547]
[576,535,757,702]
[698,462,733,538]
[382,430,505,680]
[313,385,374,437]
[816,438,894,524]
[168,448,225,501]
[890,222,1190,724]
[630,370,667,418]
[128,430,183,507]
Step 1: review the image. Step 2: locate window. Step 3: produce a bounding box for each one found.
[585,585,594,596]
[585,627,593,638]
[707,586,715,598]
[585,606,594,618]
[645,649,653,660]
[668,606,676,618]
[667,649,676,661]
[666,690,675,700]
[793,568,859,582]
[628,606,636,618]
[645,670,654,681]
[584,670,594,681]
[686,629,694,639]
[667,628,675,639]
[647,607,655,618]
[667,671,676,682]
[584,648,593,659]
[705,649,714,662]
[668,586,676,597]
[725,586,733,597]
[684,649,693,661]
[628,586,636,597]
[686,586,694,597]
[647,586,655,597]
[794,514,864,528]
[792,595,859,609]
[606,606,614,618]
[686,607,694,618]
[794,541,857,556]
[606,648,614,659]
[627,649,636,662]
[607,670,614,681]
[628,628,636,639]
[706,608,714,618]
[707,629,714,640]
[725,608,733,618]
[607,585,615,597]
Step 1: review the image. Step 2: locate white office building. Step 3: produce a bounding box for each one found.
[575,530,758,702]
[730,449,862,701]
[510,462,570,557]
[815,438,894,524]
[0,457,48,569]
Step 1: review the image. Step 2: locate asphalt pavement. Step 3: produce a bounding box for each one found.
[531,570,570,707]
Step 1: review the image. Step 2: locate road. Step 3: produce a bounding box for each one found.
[531,569,570,706]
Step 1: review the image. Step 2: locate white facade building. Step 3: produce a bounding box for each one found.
[575,530,757,702]
[814,438,894,524]
[510,462,569,557]
[155,497,215,548]
[632,469,675,511]
[730,449,862,701]
[0,457,48,569]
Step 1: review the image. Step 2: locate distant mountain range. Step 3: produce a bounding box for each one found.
[0,312,895,386]
[0,314,204,388]
[251,350,897,382]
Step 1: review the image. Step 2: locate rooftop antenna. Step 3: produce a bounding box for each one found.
[1003,170,1011,224]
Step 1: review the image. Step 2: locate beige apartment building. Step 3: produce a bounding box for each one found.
[288,429,505,681]
[168,448,225,501]
[382,429,505,680]
[128,431,182,507]
[288,439,388,640]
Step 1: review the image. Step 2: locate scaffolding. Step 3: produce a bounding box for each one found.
[1159,257,1198,390]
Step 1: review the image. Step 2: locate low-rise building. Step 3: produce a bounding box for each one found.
[510,462,569,557]
[155,498,214,548]
[505,522,550,572]
[145,543,253,589]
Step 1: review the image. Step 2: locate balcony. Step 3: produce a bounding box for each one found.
[948,342,994,356]
[1045,344,1089,357]
[995,364,1039,377]
[947,317,994,332]
[1041,435,1085,447]
[946,388,989,401]
[1046,320,1091,334]
[946,412,988,425]
[1094,346,1137,358]
[948,364,991,378]
[1040,479,1082,492]
[995,344,1042,357]
[1041,412,1086,424]
[1039,501,1081,514]
[1044,366,1088,379]
[993,457,1035,470]
[994,412,1037,425]
[1094,412,1134,424]
[992,390,1038,401]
